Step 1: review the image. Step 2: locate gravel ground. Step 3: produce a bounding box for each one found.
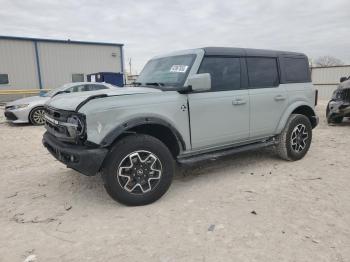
[0,101,349,262]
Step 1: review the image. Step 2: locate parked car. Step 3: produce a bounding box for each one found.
[42,47,318,206]
[326,78,350,124]
[4,82,117,125]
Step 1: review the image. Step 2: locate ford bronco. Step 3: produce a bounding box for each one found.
[43,47,318,206]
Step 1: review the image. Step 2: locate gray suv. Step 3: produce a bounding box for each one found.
[42,47,318,206]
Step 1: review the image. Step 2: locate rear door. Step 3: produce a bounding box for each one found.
[188,56,250,150]
[247,57,289,138]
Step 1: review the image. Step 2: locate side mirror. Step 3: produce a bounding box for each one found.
[187,73,211,92]
[340,77,348,83]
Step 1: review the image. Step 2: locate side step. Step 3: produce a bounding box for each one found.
[177,139,277,165]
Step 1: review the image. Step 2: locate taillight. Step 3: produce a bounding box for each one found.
[315,89,318,106]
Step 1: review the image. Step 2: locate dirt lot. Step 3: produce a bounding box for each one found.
[0,101,349,262]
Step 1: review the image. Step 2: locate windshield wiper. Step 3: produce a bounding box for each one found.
[146,82,165,87]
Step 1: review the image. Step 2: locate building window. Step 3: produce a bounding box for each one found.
[0,74,9,84]
[246,58,279,88]
[198,57,241,91]
[72,74,84,83]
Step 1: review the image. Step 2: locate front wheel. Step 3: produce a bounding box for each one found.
[102,134,175,206]
[275,114,312,161]
[29,107,46,125]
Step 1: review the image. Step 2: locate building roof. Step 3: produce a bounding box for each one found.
[0,35,123,47]
[203,47,305,57]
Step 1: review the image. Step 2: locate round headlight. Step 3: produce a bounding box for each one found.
[67,115,85,137]
[14,104,29,109]
[332,89,343,100]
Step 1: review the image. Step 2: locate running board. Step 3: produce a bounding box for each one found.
[177,139,277,165]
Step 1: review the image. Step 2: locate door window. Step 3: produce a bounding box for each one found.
[86,84,109,91]
[66,85,85,92]
[198,57,241,91]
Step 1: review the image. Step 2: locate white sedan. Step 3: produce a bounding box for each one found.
[4,82,118,125]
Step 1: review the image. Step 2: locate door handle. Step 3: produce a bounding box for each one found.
[274,95,286,101]
[232,98,247,105]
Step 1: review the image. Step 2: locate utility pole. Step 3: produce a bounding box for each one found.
[129,58,132,75]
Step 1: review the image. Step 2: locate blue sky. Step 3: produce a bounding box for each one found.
[0,0,349,73]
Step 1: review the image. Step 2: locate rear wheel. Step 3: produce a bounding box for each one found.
[29,107,46,125]
[102,134,175,206]
[276,114,312,161]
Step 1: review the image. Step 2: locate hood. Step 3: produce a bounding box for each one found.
[339,79,350,89]
[46,87,162,111]
[6,95,49,106]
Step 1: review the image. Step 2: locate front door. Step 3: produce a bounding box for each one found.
[188,56,250,150]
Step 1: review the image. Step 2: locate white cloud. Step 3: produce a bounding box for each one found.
[0,0,349,73]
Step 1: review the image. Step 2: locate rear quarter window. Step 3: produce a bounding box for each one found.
[246,57,279,88]
[283,57,310,83]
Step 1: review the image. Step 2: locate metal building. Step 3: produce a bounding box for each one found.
[0,36,124,101]
[311,65,350,99]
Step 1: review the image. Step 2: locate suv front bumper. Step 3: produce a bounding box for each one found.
[328,100,350,116]
[42,132,108,176]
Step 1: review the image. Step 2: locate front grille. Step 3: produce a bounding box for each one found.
[340,88,350,102]
[4,111,17,121]
[44,107,86,144]
[45,107,73,122]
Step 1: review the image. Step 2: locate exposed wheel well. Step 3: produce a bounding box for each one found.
[119,124,182,158]
[292,105,317,128]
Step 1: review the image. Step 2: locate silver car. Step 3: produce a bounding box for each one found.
[4,82,117,125]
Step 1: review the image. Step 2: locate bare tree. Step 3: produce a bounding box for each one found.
[314,56,344,67]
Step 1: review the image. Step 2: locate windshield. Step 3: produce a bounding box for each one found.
[40,84,71,97]
[137,54,196,88]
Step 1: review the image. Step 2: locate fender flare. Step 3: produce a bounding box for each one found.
[276,102,316,134]
[100,116,186,150]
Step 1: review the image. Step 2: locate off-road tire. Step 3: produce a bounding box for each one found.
[275,114,312,161]
[102,134,175,206]
[29,107,46,125]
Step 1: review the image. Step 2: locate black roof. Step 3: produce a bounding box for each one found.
[203,47,306,58]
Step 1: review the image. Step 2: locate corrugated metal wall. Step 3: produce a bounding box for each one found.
[0,39,39,90]
[37,42,122,89]
[311,66,350,100]
[0,37,123,96]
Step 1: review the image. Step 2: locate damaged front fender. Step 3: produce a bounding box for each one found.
[326,83,350,123]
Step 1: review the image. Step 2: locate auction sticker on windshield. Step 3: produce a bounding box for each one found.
[170,65,188,73]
